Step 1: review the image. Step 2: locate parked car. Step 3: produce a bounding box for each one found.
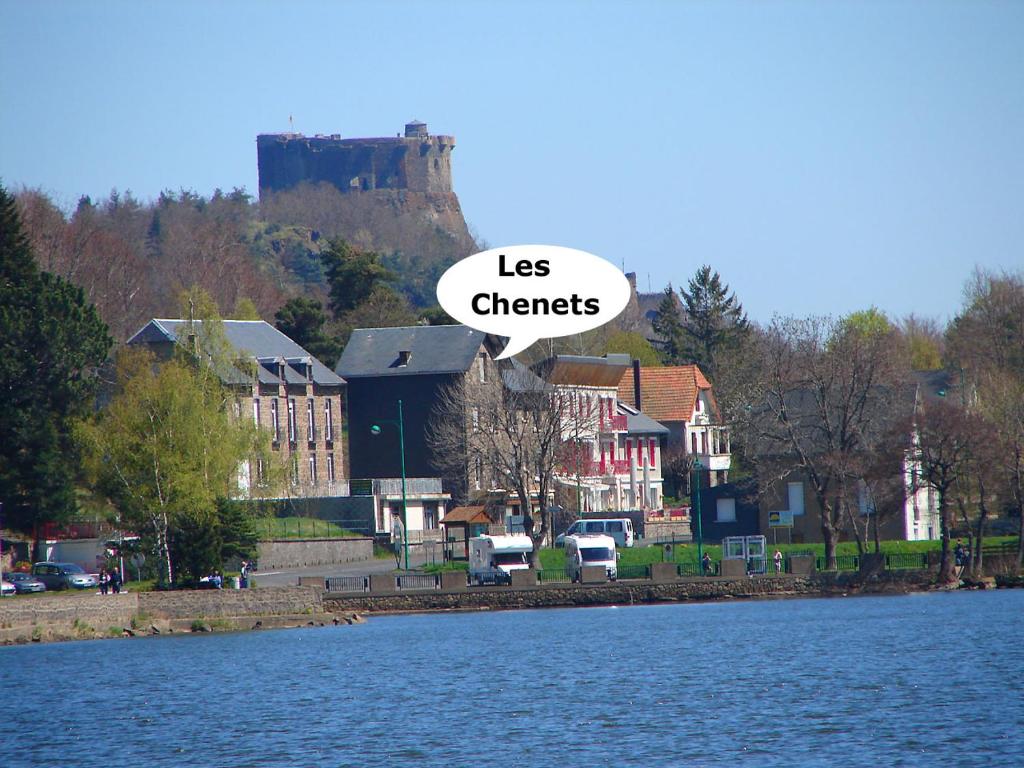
[1,579,15,597]
[31,562,98,591]
[3,572,46,594]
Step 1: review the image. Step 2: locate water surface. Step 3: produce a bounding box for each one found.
[2,590,1021,767]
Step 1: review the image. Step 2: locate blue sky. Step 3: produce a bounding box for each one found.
[2,1,1021,323]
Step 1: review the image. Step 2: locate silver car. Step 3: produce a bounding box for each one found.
[4,572,47,593]
[31,562,98,590]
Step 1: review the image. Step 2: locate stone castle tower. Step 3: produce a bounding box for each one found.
[256,120,456,196]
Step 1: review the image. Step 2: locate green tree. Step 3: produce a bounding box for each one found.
[604,330,661,366]
[79,344,266,586]
[320,238,396,317]
[679,265,749,379]
[231,296,261,321]
[651,285,686,364]
[0,185,111,555]
[274,297,342,367]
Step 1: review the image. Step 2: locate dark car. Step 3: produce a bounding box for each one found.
[31,562,98,591]
[3,572,47,594]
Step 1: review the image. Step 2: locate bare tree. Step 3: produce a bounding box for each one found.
[911,399,973,583]
[428,366,570,567]
[728,315,907,569]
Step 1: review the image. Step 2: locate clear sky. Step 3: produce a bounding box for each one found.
[2,1,1021,324]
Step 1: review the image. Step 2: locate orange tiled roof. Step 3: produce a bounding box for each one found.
[617,365,714,423]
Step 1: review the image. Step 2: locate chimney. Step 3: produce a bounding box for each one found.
[633,359,642,411]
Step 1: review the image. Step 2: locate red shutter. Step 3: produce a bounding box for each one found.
[626,439,633,465]
[649,438,656,466]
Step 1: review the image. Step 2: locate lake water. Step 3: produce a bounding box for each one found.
[2,590,1022,767]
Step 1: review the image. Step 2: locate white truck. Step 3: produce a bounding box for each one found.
[468,534,533,585]
[564,534,619,582]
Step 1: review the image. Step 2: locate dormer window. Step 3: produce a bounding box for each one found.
[398,350,412,367]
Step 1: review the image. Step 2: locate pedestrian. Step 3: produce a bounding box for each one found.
[773,549,783,574]
[701,552,712,575]
[109,567,122,594]
[99,568,109,595]
[212,570,222,589]
[239,560,249,589]
[954,540,965,568]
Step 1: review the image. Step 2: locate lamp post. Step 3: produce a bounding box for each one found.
[371,399,409,571]
[692,458,704,573]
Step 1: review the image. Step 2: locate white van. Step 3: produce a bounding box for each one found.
[564,534,618,582]
[469,534,533,585]
[556,518,635,548]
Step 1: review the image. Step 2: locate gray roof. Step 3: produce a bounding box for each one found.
[127,319,345,387]
[617,401,669,435]
[337,325,487,378]
[502,359,552,393]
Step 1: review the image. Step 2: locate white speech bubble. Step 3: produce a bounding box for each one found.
[436,245,631,359]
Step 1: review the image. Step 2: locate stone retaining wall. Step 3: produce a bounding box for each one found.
[257,538,374,569]
[0,586,324,643]
[323,569,949,614]
[137,586,323,619]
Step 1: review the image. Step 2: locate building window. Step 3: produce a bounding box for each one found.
[256,457,265,484]
[701,431,707,455]
[327,454,335,484]
[290,455,299,486]
[324,399,333,442]
[478,353,487,383]
[253,398,261,427]
[233,400,241,419]
[309,455,317,485]
[424,503,437,529]
[271,399,280,443]
[287,398,296,443]
[472,407,480,432]
[307,398,315,442]
[474,456,483,490]
[691,432,697,455]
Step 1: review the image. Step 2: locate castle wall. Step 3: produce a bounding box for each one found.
[257,131,455,197]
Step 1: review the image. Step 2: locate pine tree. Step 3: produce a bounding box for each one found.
[680,265,749,378]
[0,185,112,553]
[651,285,686,364]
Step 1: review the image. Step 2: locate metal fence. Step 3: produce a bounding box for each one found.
[815,555,860,572]
[255,518,360,540]
[616,564,650,581]
[884,552,928,570]
[538,568,571,584]
[396,573,441,591]
[325,576,369,593]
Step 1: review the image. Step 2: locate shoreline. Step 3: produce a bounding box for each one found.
[2,572,1018,646]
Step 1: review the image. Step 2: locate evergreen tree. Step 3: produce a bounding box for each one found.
[651,285,686,364]
[679,265,749,378]
[0,185,111,554]
[274,297,342,367]
[320,238,396,317]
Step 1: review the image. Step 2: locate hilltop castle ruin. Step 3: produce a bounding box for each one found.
[257,120,456,196]
[255,121,474,258]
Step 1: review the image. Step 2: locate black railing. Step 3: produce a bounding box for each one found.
[616,564,649,581]
[396,573,440,591]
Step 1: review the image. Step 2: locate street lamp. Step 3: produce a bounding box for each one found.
[692,458,704,573]
[371,399,409,571]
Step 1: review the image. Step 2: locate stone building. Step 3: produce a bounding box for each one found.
[257,120,455,196]
[127,319,347,498]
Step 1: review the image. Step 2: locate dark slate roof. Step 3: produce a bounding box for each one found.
[337,325,487,378]
[617,401,669,435]
[127,319,345,387]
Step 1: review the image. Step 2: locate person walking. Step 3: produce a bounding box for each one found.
[773,549,784,574]
[109,567,122,594]
[99,568,109,595]
[701,552,712,575]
